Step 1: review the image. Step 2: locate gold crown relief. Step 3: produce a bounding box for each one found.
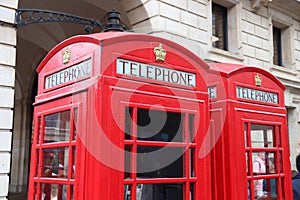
[63,48,71,64]
[154,43,166,62]
[255,73,262,86]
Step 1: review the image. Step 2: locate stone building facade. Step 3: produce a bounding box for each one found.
[0,0,299,199]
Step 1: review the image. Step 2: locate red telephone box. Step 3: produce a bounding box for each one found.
[28,32,212,200]
[208,63,293,200]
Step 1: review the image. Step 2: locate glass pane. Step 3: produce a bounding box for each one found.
[244,123,248,147]
[277,126,281,147]
[71,185,74,200]
[72,147,76,179]
[35,149,40,177]
[212,3,227,50]
[136,183,183,200]
[44,110,71,143]
[73,108,78,140]
[124,185,131,200]
[279,152,283,173]
[190,182,195,200]
[137,109,183,142]
[252,152,276,175]
[189,114,195,143]
[41,183,67,200]
[253,152,266,175]
[125,107,133,140]
[247,180,253,200]
[124,145,132,179]
[250,124,274,148]
[42,147,69,178]
[33,183,38,200]
[262,178,278,199]
[137,146,183,178]
[190,148,195,177]
[37,117,41,144]
[246,152,249,176]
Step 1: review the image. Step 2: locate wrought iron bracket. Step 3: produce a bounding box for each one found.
[0,8,126,33]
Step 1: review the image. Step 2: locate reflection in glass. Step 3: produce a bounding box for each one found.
[41,183,67,200]
[137,146,183,178]
[136,183,183,200]
[42,147,69,178]
[250,124,274,148]
[137,109,183,142]
[44,110,71,143]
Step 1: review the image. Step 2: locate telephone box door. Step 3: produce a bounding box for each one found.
[28,92,86,200]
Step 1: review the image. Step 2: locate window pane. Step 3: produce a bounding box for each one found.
[137,146,183,178]
[244,123,249,147]
[190,148,195,177]
[250,124,274,147]
[44,110,71,143]
[41,183,67,200]
[273,27,282,66]
[33,183,38,200]
[189,114,195,143]
[136,183,183,200]
[37,117,41,144]
[71,185,74,200]
[277,126,281,147]
[73,108,78,140]
[263,178,278,199]
[252,152,276,175]
[137,108,183,142]
[125,107,133,140]
[212,3,228,50]
[35,149,40,177]
[246,152,249,176]
[124,145,132,179]
[190,182,195,200]
[42,147,69,178]
[72,147,76,179]
[247,180,253,200]
[124,185,131,200]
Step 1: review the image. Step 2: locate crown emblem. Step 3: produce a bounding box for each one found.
[63,48,71,64]
[255,74,262,86]
[154,43,166,62]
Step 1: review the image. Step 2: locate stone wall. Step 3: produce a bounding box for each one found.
[0,0,17,199]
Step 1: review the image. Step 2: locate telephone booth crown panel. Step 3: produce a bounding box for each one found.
[29,32,212,200]
[208,63,292,200]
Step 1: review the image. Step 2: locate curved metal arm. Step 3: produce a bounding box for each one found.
[15,9,105,33]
